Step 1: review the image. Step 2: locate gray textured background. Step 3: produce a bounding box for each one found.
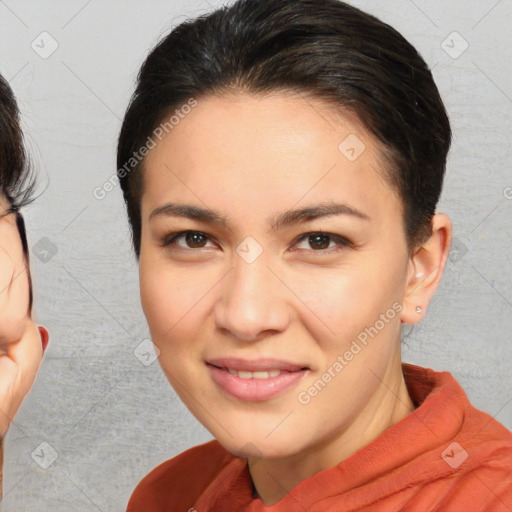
[0,0,511,510]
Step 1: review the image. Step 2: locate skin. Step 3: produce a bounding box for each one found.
[0,194,48,439]
[138,92,452,506]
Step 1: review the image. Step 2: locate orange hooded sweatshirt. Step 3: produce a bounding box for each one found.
[126,364,512,511]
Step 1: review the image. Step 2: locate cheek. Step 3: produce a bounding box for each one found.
[140,267,178,340]
[140,272,194,380]
[139,255,210,345]
[0,253,31,345]
[294,263,399,322]
[18,321,44,392]
[291,257,403,342]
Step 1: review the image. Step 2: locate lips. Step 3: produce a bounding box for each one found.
[207,357,309,401]
[207,357,307,372]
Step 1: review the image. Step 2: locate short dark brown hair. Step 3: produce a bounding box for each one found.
[0,74,34,209]
[117,0,451,257]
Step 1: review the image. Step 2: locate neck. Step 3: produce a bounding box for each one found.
[248,359,415,506]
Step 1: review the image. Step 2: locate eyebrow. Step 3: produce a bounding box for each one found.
[149,201,370,231]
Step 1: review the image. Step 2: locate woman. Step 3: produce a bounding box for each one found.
[117,0,512,510]
[0,73,49,498]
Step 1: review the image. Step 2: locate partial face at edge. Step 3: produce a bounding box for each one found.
[0,194,46,436]
[138,92,413,458]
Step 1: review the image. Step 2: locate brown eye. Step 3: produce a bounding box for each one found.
[184,232,208,248]
[308,233,331,250]
[162,231,214,249]
[293,232,351,252]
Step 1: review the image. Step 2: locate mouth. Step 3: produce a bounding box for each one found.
[225,368,287,379]
[206,358,310,401]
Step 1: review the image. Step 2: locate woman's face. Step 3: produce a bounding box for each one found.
[0,194,46,436]
[139,92,418,459]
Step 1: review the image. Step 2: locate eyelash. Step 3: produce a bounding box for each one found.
[161,230,352,254]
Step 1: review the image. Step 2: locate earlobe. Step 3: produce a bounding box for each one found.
[38,325,49,352]
[401,213,452,324]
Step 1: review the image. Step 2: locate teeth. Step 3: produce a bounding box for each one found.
[226,368,283,379]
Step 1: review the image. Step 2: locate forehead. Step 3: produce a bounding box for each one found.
[141,92,401,224]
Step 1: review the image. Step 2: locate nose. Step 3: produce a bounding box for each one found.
[214,253,290,342]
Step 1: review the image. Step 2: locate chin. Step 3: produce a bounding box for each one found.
[213,428,301,461]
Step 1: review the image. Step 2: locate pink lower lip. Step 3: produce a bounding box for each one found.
[208,364,308,401]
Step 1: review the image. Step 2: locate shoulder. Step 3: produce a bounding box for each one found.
[403,364,512,508]
[440,439,512,511]
[441,396,512,509]
[126,440,235,512]
[463,406,512,476]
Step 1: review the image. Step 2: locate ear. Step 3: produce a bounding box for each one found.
[401,213,452,324]
[38,325,49,352]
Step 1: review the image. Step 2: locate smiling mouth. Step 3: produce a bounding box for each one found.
[211,366,306,380]
[206,360,310,401]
